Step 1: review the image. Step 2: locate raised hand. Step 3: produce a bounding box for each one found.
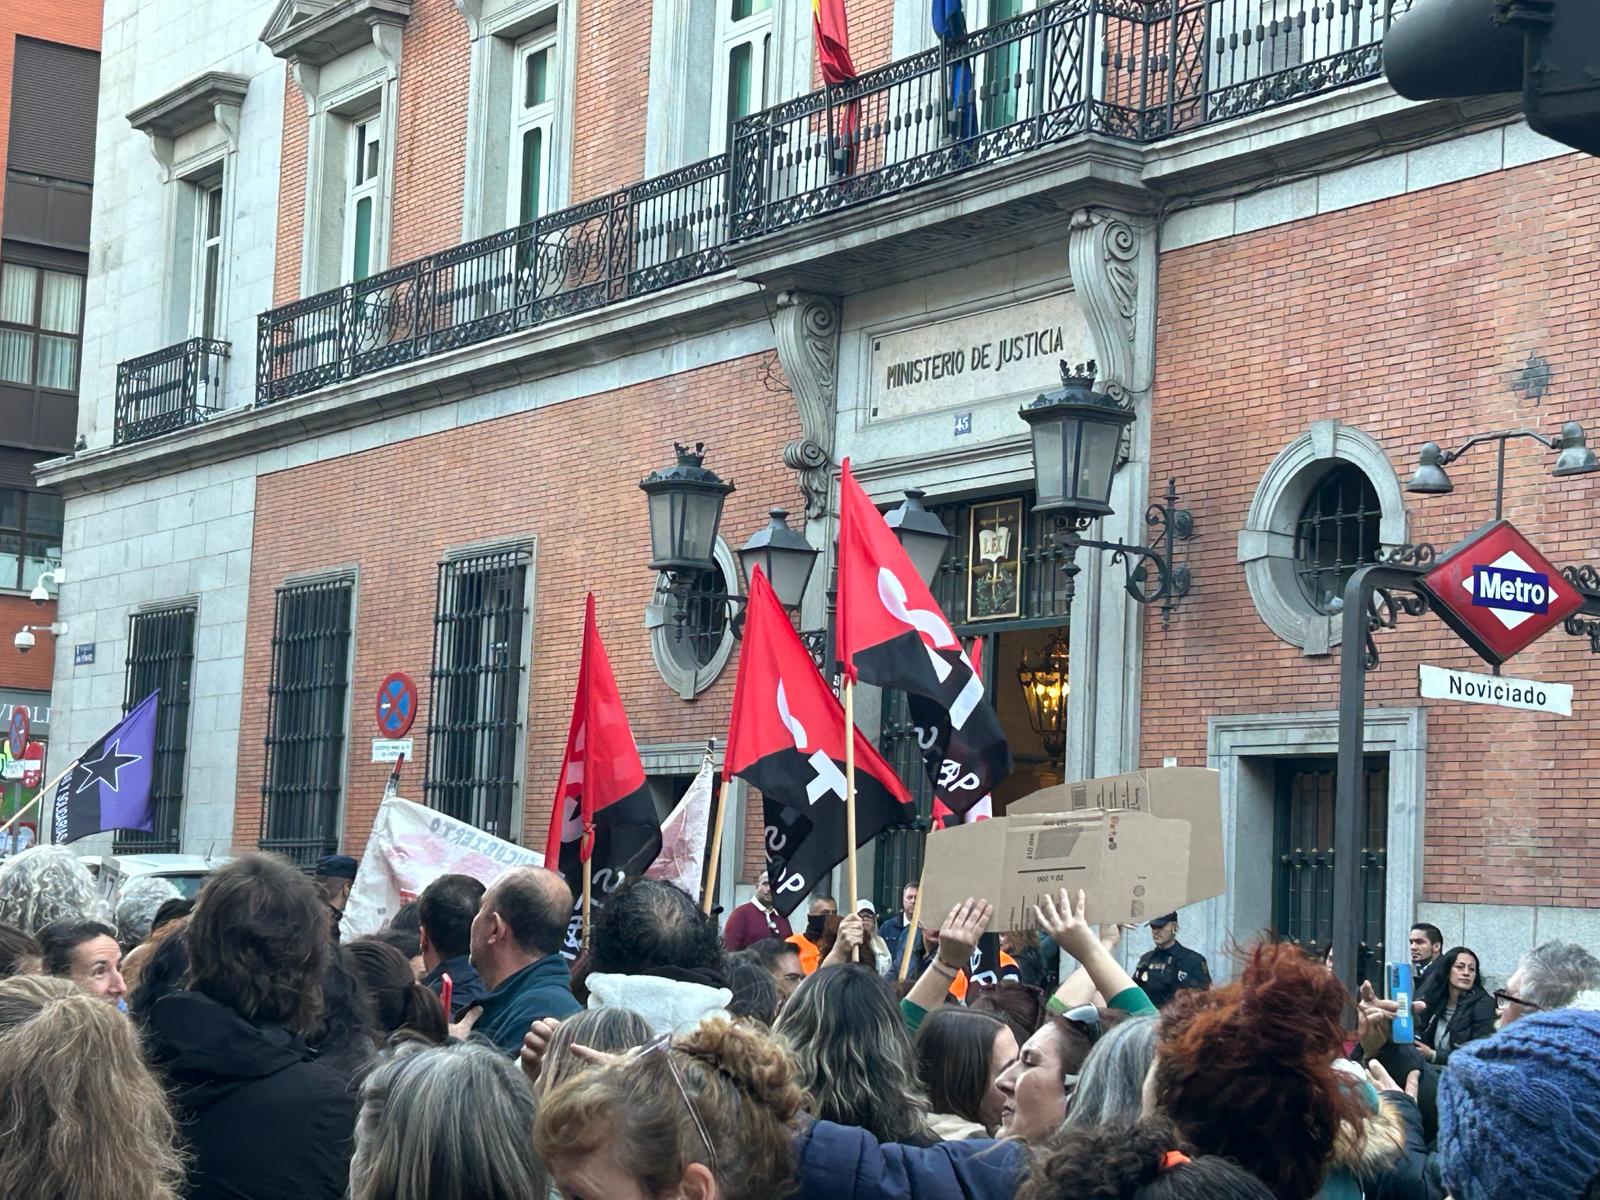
[936,898,994,970]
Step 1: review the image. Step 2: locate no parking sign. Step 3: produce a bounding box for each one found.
[7,708,29,758]
[375,672,418,738]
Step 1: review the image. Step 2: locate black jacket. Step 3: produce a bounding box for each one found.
[147,991,358,1200]
[1418,986,1496,1063]
[423,953,487,1020]
[1133,941,1211,1008]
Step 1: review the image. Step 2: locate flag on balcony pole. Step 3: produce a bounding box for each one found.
[726,568,912,917]
[544,593,662,958]
[931,0,977,140]
[813,0,860,174]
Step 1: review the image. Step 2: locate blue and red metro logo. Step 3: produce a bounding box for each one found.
[1469,562,1552,618]
[1422,520,1583,666]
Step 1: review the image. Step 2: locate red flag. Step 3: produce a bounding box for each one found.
[812,0,855,84]
[837,459,1011,815]
[727,568,912,916]
[545,594,662,955]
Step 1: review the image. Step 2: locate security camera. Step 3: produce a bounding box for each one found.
[13,628,34,654]
[29,582,49,606]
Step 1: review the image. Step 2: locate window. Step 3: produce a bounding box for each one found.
[192,182,226,339]
[344,114,382,282]
[1272,757,1388,988]
[977,0,1038,132]
[0,488,63,591]
[0,263,83,392]
[510,34,558,227]
[1293,464,1381,614]
[425,548,532,838]
[712,0,772,151]
[117,606,197,854]
[259,578,355,867]
[649,538,739,698]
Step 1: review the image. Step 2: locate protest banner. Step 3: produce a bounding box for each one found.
[342,795,545,940]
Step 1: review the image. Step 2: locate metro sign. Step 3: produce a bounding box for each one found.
[1421,520,1584,666]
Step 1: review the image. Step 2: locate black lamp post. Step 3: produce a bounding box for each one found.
[883,489,955,587]
[640,443,736,575]
[736,508,821,611]
[1019,361,1194,623]
[1405,422,1600,518]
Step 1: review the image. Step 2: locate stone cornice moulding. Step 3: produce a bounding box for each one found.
[127,72,251,181]
[772,290,839,519]
[262,0,411,69]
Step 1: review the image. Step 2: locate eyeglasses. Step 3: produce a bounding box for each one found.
[636,1035,721,1173]
[1493,988,1541,1012]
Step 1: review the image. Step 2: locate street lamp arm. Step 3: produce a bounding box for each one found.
[1435,427,1558,465]
[1074,535,1184,604]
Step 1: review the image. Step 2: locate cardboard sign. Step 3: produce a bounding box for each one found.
[920,768,1225,930]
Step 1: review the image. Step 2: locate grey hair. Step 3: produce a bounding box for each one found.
[540,1006,653,1097]
[114,876,182,949]
[349,1040,547,1200]
[1062,1016,1158,1130]
[0,847,112,935]
[775,963,933,1145]
[1516,941,1600,1011]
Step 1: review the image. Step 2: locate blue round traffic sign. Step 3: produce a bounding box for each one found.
[375,672,418,738]
[7,708,29,758]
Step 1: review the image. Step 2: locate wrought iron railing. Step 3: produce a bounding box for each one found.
[114,338,229,445]
[257,0,1410,403]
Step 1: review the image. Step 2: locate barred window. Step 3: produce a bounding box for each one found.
[116,605,197,854]
[425,548,531,839]
[1294,465,1381,614]
[259,578,355,867]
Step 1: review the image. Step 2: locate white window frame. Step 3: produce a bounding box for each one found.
[343,111,383,283]
[190,180,226,340]
[710,0,774,154]
[508,31,559,227]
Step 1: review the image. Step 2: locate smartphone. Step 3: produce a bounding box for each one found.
[1387,962,1414,1044]
[440,973,454,1018]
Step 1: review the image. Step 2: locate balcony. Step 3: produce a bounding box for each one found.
[258,0,1412,404]
[114,338,230,446]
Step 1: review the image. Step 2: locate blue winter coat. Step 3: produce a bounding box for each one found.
[795,1120,1024,1200]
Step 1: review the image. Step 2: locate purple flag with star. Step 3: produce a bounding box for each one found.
[50,690,158,845]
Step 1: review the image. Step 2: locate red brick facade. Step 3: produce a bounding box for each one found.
[1145,150,1600,910]
[235,354,798,877]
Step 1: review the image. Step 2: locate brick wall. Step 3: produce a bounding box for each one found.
[235,353,798,884]
[569,0,649,200]
[0,594,56,691]
[1145,151,1600,911]
[272,75,308,305]
[388,0,469,263]
[0,1,103,234]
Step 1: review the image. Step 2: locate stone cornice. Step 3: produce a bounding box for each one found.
[127,72,251,141]
[261,0,412,67]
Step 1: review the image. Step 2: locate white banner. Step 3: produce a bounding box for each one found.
[342,796,544,940]
[645,751,716,897]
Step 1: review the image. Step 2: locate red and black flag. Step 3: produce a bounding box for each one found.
[727,568,912,917]
[837,460,1011,816]
[544,593,662,957]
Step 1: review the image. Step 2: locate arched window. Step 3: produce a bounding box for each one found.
[1293,464,1381,614]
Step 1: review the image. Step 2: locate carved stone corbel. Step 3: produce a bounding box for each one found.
[454,0,484,38]
[1066,208,1150,409]
[773,290,840,519]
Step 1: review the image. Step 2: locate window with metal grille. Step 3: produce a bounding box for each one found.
[116,606,197,854]
[425,548,531,839]
[259,578,355,867]
[1273,756,1388,988]
[1294,464,1381,614]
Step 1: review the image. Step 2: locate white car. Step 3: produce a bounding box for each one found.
[95,852,230,904]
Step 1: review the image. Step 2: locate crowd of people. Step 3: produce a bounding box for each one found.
[0,839,1598,1200]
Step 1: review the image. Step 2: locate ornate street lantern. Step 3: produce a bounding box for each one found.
[640,443,735,575]
[737,508,820,610]
[1019,361,1135,524]
[884,489,953,587]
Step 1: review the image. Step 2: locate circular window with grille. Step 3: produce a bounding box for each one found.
[1293,464,1382,614]
[648,538,739,698]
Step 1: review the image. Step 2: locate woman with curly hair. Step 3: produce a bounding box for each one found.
[776,962,938,1146]
[0,974,186,1200]
[535,1016,809,1200]
[1019,1116,1274,1200]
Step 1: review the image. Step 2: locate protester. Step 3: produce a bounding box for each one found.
[114,873,183,952]
[0,844,110,933]
[387,899,421,937]
[151,895,195,934]
[0,974,186,1200]
[123,904,191,990]
[1415,945,1495,1062]
[1133,912,1210,1008]
[534,1016,807,1200]
[788,895,838,974]
[523,1005,653,1093]
[725,947,781,1025]
[417,871,487,1018]
[852,899,896,975]
[145,853,358,1200]
[1435,1007,1600,1200]
[1019,1117,1276,1200]
[0,919,40,976]
[748,934,806,1007]
[1495,939,1600,1027]
[968,980,1049,1047]
[463,865,580,1052]
[1060,1015,1158,1130]
[586,876,731,1034]
[367,925,425,979]
[37,917,126,1005]
[314,853,359,937]
[127,928,190,1031]
[349,1040,548,1200]
[913,1006,1017,1137]
[880,880,921,974]
[722,868,794,950]
[777,962,938,1146]
[312,943,379,1086]
[349,936,449,1045]
[1409,923,1444,982]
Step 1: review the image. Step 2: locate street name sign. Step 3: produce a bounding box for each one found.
[1418,664,1572,716]
[1420,520,1583,666]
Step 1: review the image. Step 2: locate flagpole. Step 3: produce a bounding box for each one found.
[897,866,927,982]
[843,678,859,916]
[581,854,593,949]
[0,759,79,839]
[701,780,730,917]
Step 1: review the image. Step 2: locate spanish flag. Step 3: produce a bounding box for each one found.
[813,0,858,174]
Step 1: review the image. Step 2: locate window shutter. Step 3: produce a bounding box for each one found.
[9,38,100,185]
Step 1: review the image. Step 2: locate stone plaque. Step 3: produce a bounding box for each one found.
[867,293,1093,423]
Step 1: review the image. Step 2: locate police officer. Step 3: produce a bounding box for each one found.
[1134,911,1210,1008]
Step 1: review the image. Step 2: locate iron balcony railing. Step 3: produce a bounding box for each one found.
[257,0,1411,404]
[115,338,229,445]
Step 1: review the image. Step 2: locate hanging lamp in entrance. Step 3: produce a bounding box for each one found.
[1017,631,1070,758]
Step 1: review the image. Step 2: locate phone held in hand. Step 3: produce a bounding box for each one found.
[1387,962,1414,1044]
[441,973,453,1018]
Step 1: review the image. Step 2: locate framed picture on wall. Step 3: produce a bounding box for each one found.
[967,498,1023,621]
